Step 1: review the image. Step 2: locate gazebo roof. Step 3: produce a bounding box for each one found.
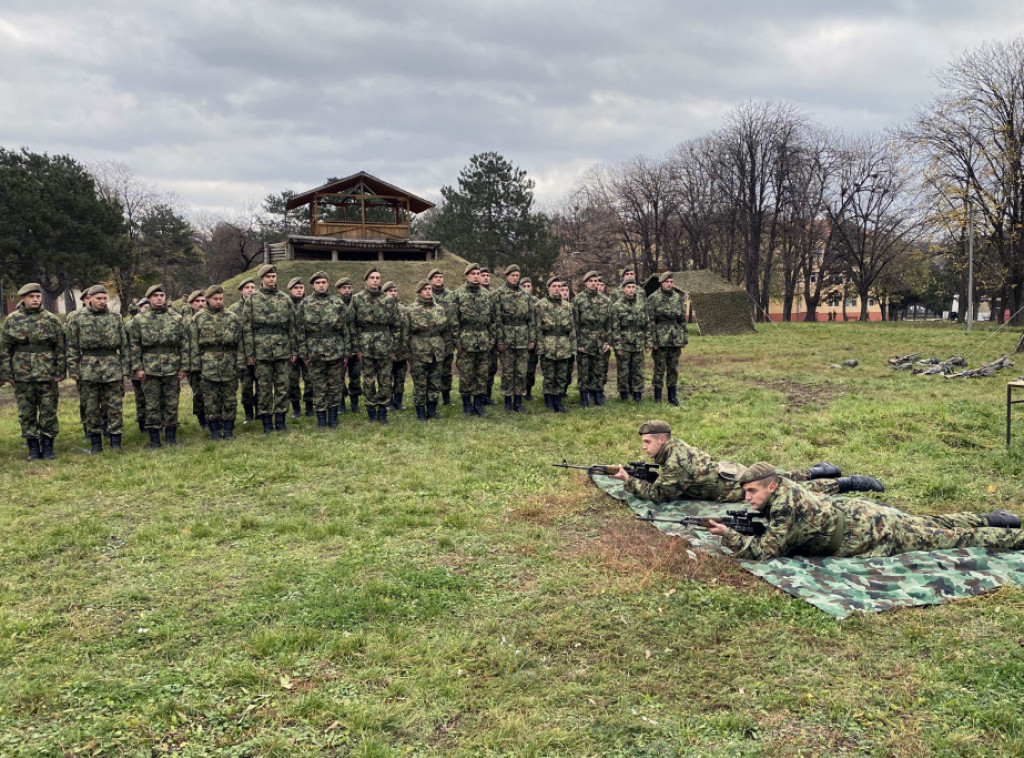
[285,171,435,214]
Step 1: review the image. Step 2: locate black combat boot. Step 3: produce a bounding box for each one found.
[554,395,569,413]
[138,419,146,434]
[619,390,629,402]
[474,395,489,417]
[290,400,302,419]
[41,436,55,459]
[544,394,555,412]
[416,405,428,421]
[580,391,590,408]
[165,426,179,446]
[525,388,533,400]
[222,421,234,440]
[368,405,378,423]
[807,462,842,479]
[395,393,406,411]
[89,433,103,454]
[378,406,389,425]
[209,420,222,441]
[316,410,327,428]
[427,401,440,419]
[275,412,288,432]
[632,392,642,404]
[442,391,452,406]
[243,404,255,424]
[261,415,273,435]
[26,438,40,461]
[328,406,339,428]
[338,395,347,413]
[985,510,1022,528]
[504,396,513,412]
[197,413,207,430]
[462,395,473,416]
[594,391,606,406]
[149,428,162,448]
[109,433,122,451]
[513,395,526,413]
[349,394,360,413]
[305,399,314,417]
[653,387,662,404]
[484,382,496,405]
[667,387,679,406]
[836,475,884,493]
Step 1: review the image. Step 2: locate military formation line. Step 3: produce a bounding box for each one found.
[0,262,689,458]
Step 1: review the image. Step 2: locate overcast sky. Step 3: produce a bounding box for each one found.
[3,1,1023,217]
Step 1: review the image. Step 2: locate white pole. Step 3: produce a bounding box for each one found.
[967,192,974,331]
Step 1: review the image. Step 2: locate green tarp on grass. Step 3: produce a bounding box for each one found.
[594,474,1024,619]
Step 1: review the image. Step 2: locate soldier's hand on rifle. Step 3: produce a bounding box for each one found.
[706,519,728,537]
[610,466,630,482]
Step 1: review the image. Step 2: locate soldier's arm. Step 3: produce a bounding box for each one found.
[288,298,300,360]
[119,319,130,377]
[54,318,67,379]
[0,324,11,383]
[720,502,797,560]
[66,319,81,379]
[241,298,256,363]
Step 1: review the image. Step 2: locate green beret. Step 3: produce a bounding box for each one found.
[427,268,444,280]
[144,284,165,299]
[17,283,42,297]
[738,462,777,485]
[479,266,490,274]
[364,267,380,281]
[187,289,204,304]
[464,263,481,276]
[286,277,304,291]
[415,279,431,294]
[504,264,520,276]
[204,285,224,299]
[309,271,329,284]
[583,270,600,282]
[335,277,352,288]
[257,264,276,279]
[546,275,563,289]
[85,284,108,296]
[520,277,532,285]
[136,298,149,308]
[621,277,637,287]
[638,420,671,435]
[237,277,255,291]
[382,281,397,292]
[658,271,675,283]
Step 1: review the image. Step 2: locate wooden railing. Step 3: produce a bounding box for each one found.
[312,221,410,240]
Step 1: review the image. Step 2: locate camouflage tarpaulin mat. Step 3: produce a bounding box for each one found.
[593,474,1024,619]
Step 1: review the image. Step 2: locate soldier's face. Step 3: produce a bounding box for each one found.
[367,272,381,289]
[150,292,166,307]
[507,272,520,286]
[208,293,225,308]
[313,279,329,294]
[661,278,674,291]
[191,297,206,312]
[419,285,433,300]
[585,278,598,292]
[466,270,480,284]
[623,284,637,297]
[480,272,490,286]
[138,303,150,313]
[290,285,304,298]
[547,281,561,297]
[641,433,668,458]
[597,282,606,293]
[743,479,778,510]
[91,294,108,310]
[430,274,444,288]
[23,293,42,308]
[522,282,532,294]
[339,284,353,297]
[560,284,569,298]
[263,273,277,289]
[386,288,398,300]
[241,283,256,298]
[623,271,635,281]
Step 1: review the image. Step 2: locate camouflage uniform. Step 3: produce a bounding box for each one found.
[296,290,349,421]
[451,280,494,411]
[66,303,128,437]
[350,286,401,411]
[647,286,687,401]
[64,304,90,435]
[721,478,1024,560]
[573,288,612,402]
[227,296,257,422]
[430,282,456,403]
[406,294,450,410]
[338,293,362,410]
[128,303,189,432]
[610,292,649,397]
[1,301,66,444]
[287,290,312,416]
[124,311,147,431]
[624,438,845,504]
[241,286,299,423]
[534,292,576,406]
[191,302,244,430]
[493,280,536,402]
[389,299,410,409]
[182,307,206,426]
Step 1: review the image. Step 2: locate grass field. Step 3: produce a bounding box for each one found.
[3,322,1024,756]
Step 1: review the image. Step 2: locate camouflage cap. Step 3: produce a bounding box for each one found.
[464,263,481,276]
[364,267,380,281]
[638,419,672,435]
[237,277,255,291]
[85,284,108,296]
[335,277,352,289]
[738,462,777,485]
[479,266,490,274]
[658,271,675,283]
[286,277,304,291]
[309,271,329,284]
[17,282,42,297]
[382,281,397,292]
[415,279,431,294]
[144,284,165,299]
[204,285,224,299]
[520,277,532,285]
[504,264,520,276]
[546,275,563,288]
[583,270,600,282]
[427,267,444,280]
[257,264,276,279]
[187,289,204,303]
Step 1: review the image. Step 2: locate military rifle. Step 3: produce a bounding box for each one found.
[553,459,659,482]
[636,509,767,536]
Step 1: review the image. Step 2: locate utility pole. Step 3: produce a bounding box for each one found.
[967,191,974,331]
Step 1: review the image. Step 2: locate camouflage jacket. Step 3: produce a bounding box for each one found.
[297,292,349,362]
[338,295,358,356]
[242,287,299,362]
[573,290,612,355]
[350,287,400,358]
[392,301,411,360]
[646,288,688,348]
[624,438,744,503]
[66,305,129,382]
[405,297,449,363]
[128,305,190,376]
[610,295,650,352]
[609,286,646,307]
[1,303,67,383]
[451,283,494,353]
[430,285,456,354]
[534,294,576,359]
[493,282,536,349]
[191,305,245,381]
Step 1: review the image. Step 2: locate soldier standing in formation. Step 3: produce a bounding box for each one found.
[451,263,494,417]
[521,277,538,400]
[535,275,576,413]
[66,284,128,453]
[66,287,92,440]
[335,277,361,414]
[493,264,535,413]
[191,285,244,441]
[184,290,207,428]
[405,280,450,421]
[229,278,257,423]
[286,277,311,419]
[128,284,189,448]
[427,268,456,406]
[479,267,499,404]
[297,272,349,429]
[242,265,298,434]
[611,277,649,403]
[350,268,400,424]
[2,283,66,460]
[573,271,612,408]
[127,298,150,432]
[384,281,409,412]
[647,272,687,406]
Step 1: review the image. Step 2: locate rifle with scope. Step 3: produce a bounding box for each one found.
[636,509,767,536]
[552,459,660,482]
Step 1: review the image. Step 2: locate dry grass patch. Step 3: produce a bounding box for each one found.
[763,379,842,409]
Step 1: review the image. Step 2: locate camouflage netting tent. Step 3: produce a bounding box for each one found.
[643,270,755,335]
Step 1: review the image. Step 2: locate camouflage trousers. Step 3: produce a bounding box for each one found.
[526,349,538,395]
[488,348,499,386]
[131,378,146,425]
[411,358,442,405]
[288,360,310,405]
[308,359,344,411]
[141,374,181,430]
[360,354,393,407]
[189,370,205,419]
[76,379,87,426]
[616,351,645,394]
[391,358,408,397]
[343,354,362,398]
[540,356,572,396]
[440,352,455,394]
[561,354,575,395]
[239,366,256,409]
[576,351,609,393]
[80,380,124,435]
[835,501,1024,558]
[201,376,238,422]
[14,380,59,439]
[457,350,489,396]
[499,348,529,396]
[651,346,682,390]
[254,360,290,416]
